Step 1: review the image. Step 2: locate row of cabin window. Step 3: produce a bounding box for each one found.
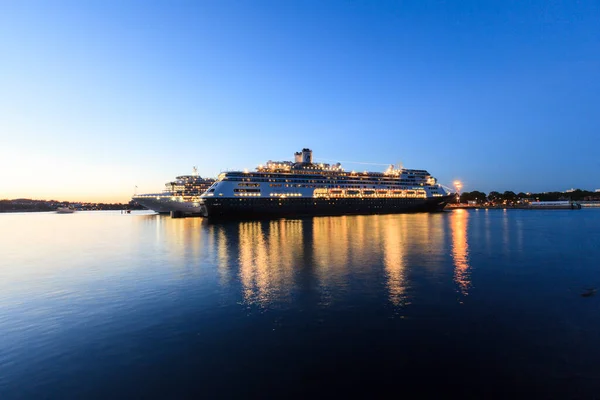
[267,183,423,189]
[228,171,429,178]
[232,176,420,182]
[227,177,424,185]
[230,182,433,191]
[223,198,426,203]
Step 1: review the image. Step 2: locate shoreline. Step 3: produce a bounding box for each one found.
[447,203,600,210]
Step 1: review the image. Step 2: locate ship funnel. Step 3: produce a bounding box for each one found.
[301,148,313,164]
[294,151,302,163]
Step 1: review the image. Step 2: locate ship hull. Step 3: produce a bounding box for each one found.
[132,196,173,213]
[133,196,204,214]
[201,195,452,220]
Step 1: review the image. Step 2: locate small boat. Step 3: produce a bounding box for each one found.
[56,207,75,214]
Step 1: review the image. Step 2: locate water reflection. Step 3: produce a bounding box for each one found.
[312,217,351,294]
[502,208,510,253]
[0,212,464,317]
[220,214,450,308]
[236,220,303,307]
[3,200,600,399]
[130,212,470,308]
[147,215,207,276]
[450,210,471,296]
[382,215,408,306]
[213,224,231,285]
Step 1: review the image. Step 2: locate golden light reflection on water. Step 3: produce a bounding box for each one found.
[218,214,453,308]
[214,225,231,285]
[146,212,458,306]
[312,216,351,287]
[309,214,447,306]
[236,220,303,307]
[382,215,408,306]
[450,210,471,296]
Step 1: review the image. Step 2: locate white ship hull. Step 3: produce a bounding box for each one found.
[132,195,203,215]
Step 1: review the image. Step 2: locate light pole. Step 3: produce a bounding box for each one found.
[453,180,462,204]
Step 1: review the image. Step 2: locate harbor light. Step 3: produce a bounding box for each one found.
[453,180,462,204]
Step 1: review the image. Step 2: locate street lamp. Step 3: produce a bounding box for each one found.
[453,180,462,204]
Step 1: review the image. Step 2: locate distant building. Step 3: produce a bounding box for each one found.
[566,188,576,193]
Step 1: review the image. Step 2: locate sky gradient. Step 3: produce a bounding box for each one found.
[1,0,599,202]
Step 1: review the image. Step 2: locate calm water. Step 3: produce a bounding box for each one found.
[1,209,600,398]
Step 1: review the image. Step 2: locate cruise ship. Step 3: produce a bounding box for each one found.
[199,148,453,219]
[133,167,215,214]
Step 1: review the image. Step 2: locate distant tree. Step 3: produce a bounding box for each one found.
[461,191,487,203]
[488,191,501,202]
[459,192,471,203]
[436,188,597,204]
[471,191,487,203]
[536,192,561,201]
[567,189,594,201]
[503,191,517,202]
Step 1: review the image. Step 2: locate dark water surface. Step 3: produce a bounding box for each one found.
[1,209,600,398]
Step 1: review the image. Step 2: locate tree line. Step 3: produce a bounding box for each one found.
[0,199,146,212]
[459,189,600,204]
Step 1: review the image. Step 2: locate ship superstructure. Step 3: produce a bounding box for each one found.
[133,167,215,214]
[200,148,453,219]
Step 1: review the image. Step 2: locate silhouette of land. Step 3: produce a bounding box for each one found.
[0,199,146,213]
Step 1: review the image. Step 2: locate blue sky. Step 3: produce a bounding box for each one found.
[1,0,599,201]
